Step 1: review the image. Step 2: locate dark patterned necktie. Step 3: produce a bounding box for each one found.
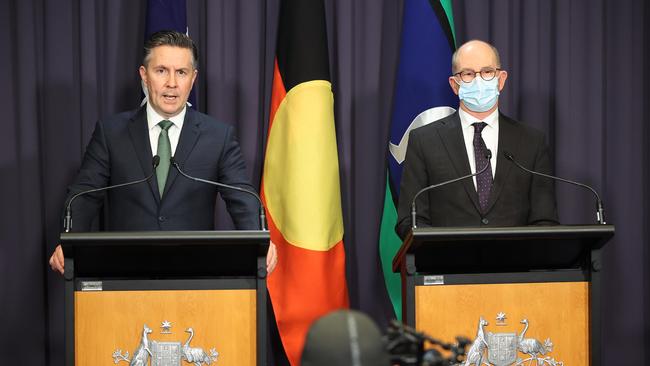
[472,122,493,212]
[156,120,174,197]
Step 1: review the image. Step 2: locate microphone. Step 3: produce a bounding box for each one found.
[411,150,492,229]
[170,157,267,231]
[64,155,160,232]
[503,151,605,224]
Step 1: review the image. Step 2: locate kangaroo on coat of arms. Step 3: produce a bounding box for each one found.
[464,317,488,366]
[112,324,153,365]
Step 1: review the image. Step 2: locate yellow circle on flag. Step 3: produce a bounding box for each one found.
[263,80,344,251]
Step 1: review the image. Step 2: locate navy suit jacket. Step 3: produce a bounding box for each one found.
[396,111,559,239]
[65,106,259,231]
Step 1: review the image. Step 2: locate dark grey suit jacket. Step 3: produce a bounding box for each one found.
[65,106,259,231]
[396,111,559,239]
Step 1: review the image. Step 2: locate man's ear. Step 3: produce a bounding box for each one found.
[139,65,148,85]
[449,76,460,96]
[497,70,508,91]
[190,68,198,87]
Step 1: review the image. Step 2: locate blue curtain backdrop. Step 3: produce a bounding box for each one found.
[0,0,647,365]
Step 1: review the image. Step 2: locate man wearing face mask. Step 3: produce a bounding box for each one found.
[395,40,559,238]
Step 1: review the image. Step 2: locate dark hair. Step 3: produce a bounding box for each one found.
[143,30,198,69]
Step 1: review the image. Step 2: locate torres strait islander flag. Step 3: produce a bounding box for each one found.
[379,0,457,319]
[261,0,349,364]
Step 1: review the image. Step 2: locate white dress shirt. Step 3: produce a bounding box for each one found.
[146,103,186,157]
[459,108,499,189]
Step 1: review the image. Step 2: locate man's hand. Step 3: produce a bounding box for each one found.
[49,245,65,275]
[266,241,278,274]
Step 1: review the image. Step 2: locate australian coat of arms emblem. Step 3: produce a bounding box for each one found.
[463,316,564,366]
[112,322,219,366]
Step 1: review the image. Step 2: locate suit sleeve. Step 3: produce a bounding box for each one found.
[395,130,432,239]
[216,125,260,230]
[527,133,560,225]
[63,120,111,231]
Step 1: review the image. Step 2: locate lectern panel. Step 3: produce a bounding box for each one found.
[75,289,256,366]
[416,282,589,366]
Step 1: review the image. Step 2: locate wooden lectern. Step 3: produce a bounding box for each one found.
[61,230,269,366]
[393,225,614,366]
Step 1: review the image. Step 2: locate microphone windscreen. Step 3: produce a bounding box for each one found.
[301,310,390,366]
[152,155,160,168]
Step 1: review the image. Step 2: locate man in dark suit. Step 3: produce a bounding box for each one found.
[49,30,277,273]
[396,40,558,239]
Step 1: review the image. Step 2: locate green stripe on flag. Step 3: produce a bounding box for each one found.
[379,174,403,319]
[440,0,456,45]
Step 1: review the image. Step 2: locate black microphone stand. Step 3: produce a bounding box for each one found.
[504,151,605,224]
[411,150,492,230]
[64,156,160,232]
[171,158,267,231]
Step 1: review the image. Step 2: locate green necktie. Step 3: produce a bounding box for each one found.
[156,120,174,197]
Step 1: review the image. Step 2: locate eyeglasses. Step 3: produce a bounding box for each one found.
[453,67,502,83]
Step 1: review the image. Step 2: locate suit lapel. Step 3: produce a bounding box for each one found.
[438,113,482,213]
[483,114,521,214]
[162,108,201,197]
[127,107,161,205]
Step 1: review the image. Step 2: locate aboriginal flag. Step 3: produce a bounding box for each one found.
[261,0,349,364]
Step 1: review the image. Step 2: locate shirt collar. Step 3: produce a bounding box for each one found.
[146,103,186,131]
[459,107,499,130]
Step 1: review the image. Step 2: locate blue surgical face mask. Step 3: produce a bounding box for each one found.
[458,76,500,113]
